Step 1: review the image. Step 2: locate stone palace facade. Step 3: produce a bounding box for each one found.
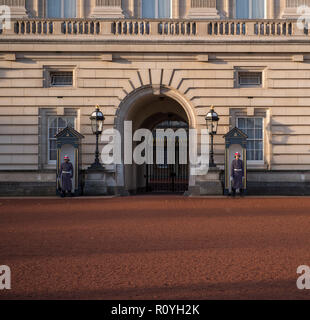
[0,0,310,195]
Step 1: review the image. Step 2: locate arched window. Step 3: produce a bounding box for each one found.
[142,0,171,18]
[235,0,265,19]
[47,0,77,18]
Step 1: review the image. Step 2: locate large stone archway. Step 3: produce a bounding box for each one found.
[114,85,198,195]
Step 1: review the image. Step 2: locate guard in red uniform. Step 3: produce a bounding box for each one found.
[59,155,73,197]
[231,152,244,197]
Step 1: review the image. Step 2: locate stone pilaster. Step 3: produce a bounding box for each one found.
[78,0,85,18]
[32,0,39,17]
[223,0,230,18]
[90,0,124,18]
[187,0,220,19]
[268,0,275,19]
[0,0,27,18]
[122,0,134,18]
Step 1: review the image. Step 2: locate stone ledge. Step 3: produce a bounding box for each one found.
[0,181,55,196]
[90,6,124,18]
[187,7,220,19]
[247,182,310,196]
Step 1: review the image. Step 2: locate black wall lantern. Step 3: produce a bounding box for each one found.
[89,105,105,170]
[205,105,220,167]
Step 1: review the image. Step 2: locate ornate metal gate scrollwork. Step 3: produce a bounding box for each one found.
[146,120,189,193]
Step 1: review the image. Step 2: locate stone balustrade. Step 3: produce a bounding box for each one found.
[158,22,197,35]
[0,18,307,37]
[112,20,150,35]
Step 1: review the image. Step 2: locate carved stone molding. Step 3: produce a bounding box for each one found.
[187,0,220,18]
[190,0,216,8]
[91,0,124,18]
[95,0,122,5]
[0,0,27,18]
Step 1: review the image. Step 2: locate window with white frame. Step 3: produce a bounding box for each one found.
[47,0,77,18]
[142,0,171,18]
[48,116,75,163]
[237,117,264,161]
[235,0,265,19]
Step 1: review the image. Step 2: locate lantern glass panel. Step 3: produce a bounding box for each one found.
[90,108,104,134]
[91,117,97,134]
[97,118,103,134]
[206,116,218,135]
[213,120,218,134]
[206,119,212,133]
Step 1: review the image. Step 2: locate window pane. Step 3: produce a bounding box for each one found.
[236,0,249,18]
[252,0,265,19]
[47,0,61,18]
[67,117,75,127]
[50,149,57,161]
[255,118,263,128]
[49,117,57,127]
[255,129,262,139]
[58,118,67,128]
[238,72,262,86]
[247,129,254,139]
[238,118,246,129]
[255,140,263,150]
[236,0,265,19]
[47,0,76,18]
[49,139,56,149]
[255,150,263,161]
[247,141,254,150]
[50,72,73,86]
[49,128,57,138]
[142,0,155,18]
[64,0,76,18]
[247,150,255,161]
[247,118,255,128]
[158,0,171,18]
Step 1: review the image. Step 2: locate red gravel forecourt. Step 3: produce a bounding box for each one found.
[1,196,310,300]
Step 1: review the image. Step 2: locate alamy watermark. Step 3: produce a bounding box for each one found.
[297,5,310,30]
[0,265,11,290]
[99,121,210,176]
[0,6,11,31]
[297,265,310,290]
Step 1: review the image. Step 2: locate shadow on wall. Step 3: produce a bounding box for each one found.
[270,119,294,167]
[271,119,293,144]
[0,68,8,81]
[0,58,38,85]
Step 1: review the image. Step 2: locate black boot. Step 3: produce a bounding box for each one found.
[231,188,236,197]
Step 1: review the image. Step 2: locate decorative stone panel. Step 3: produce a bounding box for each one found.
[91,0,124,18]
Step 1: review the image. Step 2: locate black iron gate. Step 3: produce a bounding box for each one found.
[146,120,189,193]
